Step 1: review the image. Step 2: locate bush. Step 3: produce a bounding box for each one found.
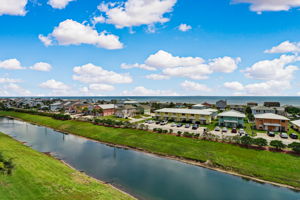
[288,142,300,153]
[0,152,14,175]
[270,140,286,150]
[253,138,268,147]
[177,131,182,136]
[53,114,71,121]
[240,136,253,146]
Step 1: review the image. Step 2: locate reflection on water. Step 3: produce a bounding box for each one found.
[0,117,299,200]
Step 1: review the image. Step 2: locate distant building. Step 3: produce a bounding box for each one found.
[291,120,300,132]
[229,105,245,113]
[96,104,115,116]
[254,113,289,132]
[115,105,137,118]
[251,106,286,116]
[217,110,246,128]
[216,100,227,110]
[192,104,208,110]
[137,105,151,115]
[247,102,258,107]
[50,102,63,111]
[264,102,280,107]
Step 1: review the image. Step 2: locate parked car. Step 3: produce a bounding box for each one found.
[289,133,298,139]
[238,129,245,135]
[267,131,275,137]
[222,127,228,133]
[214,126,221,131]
[156,121,161,124]
[185,124,190,128]
[280,132,288,139]
[171,123,177,127]
[231,128,237,133]
[160,120,168,125]
[177,123,183,127]
[192,124,198,130]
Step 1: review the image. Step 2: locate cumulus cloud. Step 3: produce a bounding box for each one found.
[40,79,70,90]
[73,63,133,84]
[29,62,52,71]
[224,81,244,91]
[243,54,299,80]
[89,83,115,91]
[180,80,211,92]
[48,0,75,9]
[0,0,27,16]
[121,63,156,71]
[96,0,177,29]
[163,65,212,80]
[208,56,241,73]
[145,50,205,68]
[0,59,25,70]
[145,74,170,80]
[265,41,300,54]
[3,83,31,96]
[122,86,179,96]
[0,78,22,83]
[232,0,300,13]
[39,19,123,49]
[178,24,192,32]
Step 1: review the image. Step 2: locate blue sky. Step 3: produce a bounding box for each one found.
[1,0,300,96]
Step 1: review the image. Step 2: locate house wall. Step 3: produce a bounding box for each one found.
[218,116,244,128]
[255,118,288,132]
[155,112,212,124]
[102,108,115,116]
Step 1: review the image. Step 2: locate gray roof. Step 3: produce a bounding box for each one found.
[98,104,115,109]
[291,120,300,127]
[155,108,215,115]
[217,110,246,118]
[254,113,289,120]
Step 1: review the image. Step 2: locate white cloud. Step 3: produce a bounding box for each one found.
[73,63,133,84]
[243,54,299,80]
[0,59,25,70]
[0,0,27,16]
[297,91,300,96]
[163,65,212,80]
[39,79,70,90]
[39,19,123,49]
[180,80,211,92]
[145,74,170,80]
[96,0,177,29]
[0,78,22,83]
[122,86,179,96]
[145,50,205,68]
[265,41,300,54]
[209,56,241,73]
[223,80,292,96]
[121,63,156,71]
[30,62,52,72]
[224,81,244,91]
[89,83,115,91]
[48,0,75,9]
[3,83,31,96]
[38,34,52,47]
[232,0,300,13]
[178,24,192,32]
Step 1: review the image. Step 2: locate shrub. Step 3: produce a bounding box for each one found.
[0,152,14,175]
[177,131,182,136]
[270,140,286,150]
[240,136,253,146]
[288,142,300,153]
[253,138,268,147]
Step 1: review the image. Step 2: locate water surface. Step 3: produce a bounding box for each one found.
[0,117,299,200]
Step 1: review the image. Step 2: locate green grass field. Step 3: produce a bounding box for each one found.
[1,111,300,189]
[0,132,134,200]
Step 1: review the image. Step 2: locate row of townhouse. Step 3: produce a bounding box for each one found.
[155,108,218,124]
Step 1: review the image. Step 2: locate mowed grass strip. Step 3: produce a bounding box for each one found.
[0,132,134,200]
[1,111,300,189]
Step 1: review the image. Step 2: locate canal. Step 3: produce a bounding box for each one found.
[0,117,299,200]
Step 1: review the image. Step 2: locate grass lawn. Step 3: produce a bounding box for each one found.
[1,111,300,189]
[97,115,130,122]
[0,132,133,200]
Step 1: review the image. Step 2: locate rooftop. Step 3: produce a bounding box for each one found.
[217,110,246,118]
[254,113,289,121]
[155,108,215,115]
[291,120,300,127]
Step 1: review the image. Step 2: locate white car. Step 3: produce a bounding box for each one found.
[238,129,245,134]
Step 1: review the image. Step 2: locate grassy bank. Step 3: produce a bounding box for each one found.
[0,132,134,200]
[1,111,300,189]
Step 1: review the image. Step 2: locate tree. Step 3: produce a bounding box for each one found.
[288,142,300,153]
[253,138,268,147]
[240,136,253,146]
[270,140,286,150]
